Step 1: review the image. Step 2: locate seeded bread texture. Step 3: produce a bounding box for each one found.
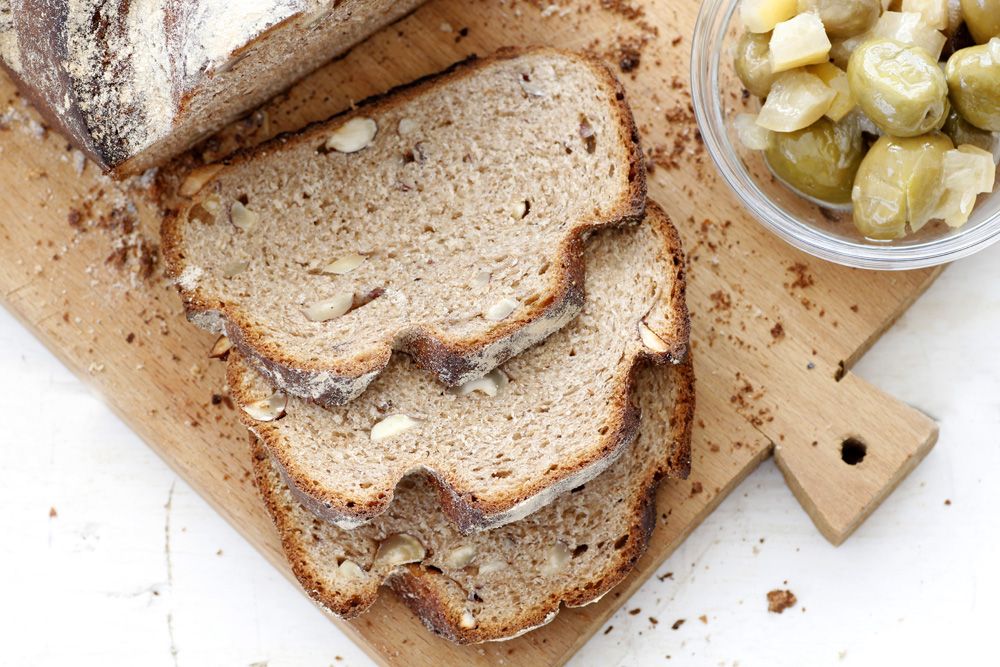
[230,202,687,532]
[163,48,647,406]
[0,0,427,175]
[251,353,695,643]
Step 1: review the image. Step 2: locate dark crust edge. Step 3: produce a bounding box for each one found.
[161,46,647,405]
[250,439,378,618]
[0,62,109,169]
[249,355,696,642]
[114,0,431,177]
[230,203,688,532]
[0,1,112,169]
[2,1,429,176]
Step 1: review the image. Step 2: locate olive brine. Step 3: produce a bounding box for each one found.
[735,0,999,240]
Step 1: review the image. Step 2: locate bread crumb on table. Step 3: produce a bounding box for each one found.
[767,589,797,614]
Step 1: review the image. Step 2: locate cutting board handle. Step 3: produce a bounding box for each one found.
[772,370,938,546]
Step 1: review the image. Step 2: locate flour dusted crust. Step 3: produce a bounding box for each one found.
[228,202,687,532]
[163,48,648,407]
[0,0,427,175]
[251,356,695,643]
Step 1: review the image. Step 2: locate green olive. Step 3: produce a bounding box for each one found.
[961,0,1000,44]
[851,133,955,239]
[848,39,950,137]
[943,107,998,154]
[797,0,880,38]
[765,117,865,205]
[734,31,777,98]
[946,40,1000,131]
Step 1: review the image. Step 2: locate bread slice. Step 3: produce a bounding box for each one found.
[0,0,427,175]
[229,202,688,532]
[251,355,695,643]
[163,48,646,406]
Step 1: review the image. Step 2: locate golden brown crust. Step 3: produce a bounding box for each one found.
[162,47,648,406]
[250,353,697,642]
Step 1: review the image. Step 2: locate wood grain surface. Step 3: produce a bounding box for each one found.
[0,1,939,664]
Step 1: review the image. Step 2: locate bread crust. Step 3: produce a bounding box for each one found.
[229,202,688,532]
[0,1,114,168]
[162,47,648,406]
[1,0,429,175]
[250,357,696,643]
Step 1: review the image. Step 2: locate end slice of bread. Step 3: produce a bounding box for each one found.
[163,48,646,406]
[252,355,695,643]
[230,202,688,532]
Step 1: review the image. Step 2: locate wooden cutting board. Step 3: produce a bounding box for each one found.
[0,1,940,664]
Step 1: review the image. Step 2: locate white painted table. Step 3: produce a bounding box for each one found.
[1,244,997,666]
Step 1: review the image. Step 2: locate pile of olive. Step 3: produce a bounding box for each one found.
[734,0,1000,240]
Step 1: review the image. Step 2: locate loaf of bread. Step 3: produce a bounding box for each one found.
[163,48,646,406]
[230,202,688,532]
[0,0,426,175]
[251,355,694,642]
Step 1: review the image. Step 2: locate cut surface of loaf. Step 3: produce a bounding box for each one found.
[163,48,646,405]
[0,0,427,174]
[230,202,688,532]
[252,355,695,643]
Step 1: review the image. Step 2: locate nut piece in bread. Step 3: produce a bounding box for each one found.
[208,335,233,359]
[373,533,426,567]
[450,369,509,397]
[324,117,378,153]
[242,391,287,422]
[180,165,224,197]
[229,202,259,233]
[370,414,420,442]
[304,294,354,322]
[484,297,520,322]
[323,254,367,275]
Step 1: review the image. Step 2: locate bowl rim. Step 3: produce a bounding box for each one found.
[690,0,1000,270]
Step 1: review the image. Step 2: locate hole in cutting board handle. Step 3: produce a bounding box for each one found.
[840,438,867,465]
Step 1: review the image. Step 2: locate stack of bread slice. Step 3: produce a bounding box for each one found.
[163,48,693,643]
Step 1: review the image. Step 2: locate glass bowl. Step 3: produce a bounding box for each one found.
[690,0,1000,270]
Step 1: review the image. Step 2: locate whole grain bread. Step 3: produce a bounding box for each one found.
[0,0,427,175]
[252,354,695,643]
[163,48,646,406]
[230,202,688,532]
